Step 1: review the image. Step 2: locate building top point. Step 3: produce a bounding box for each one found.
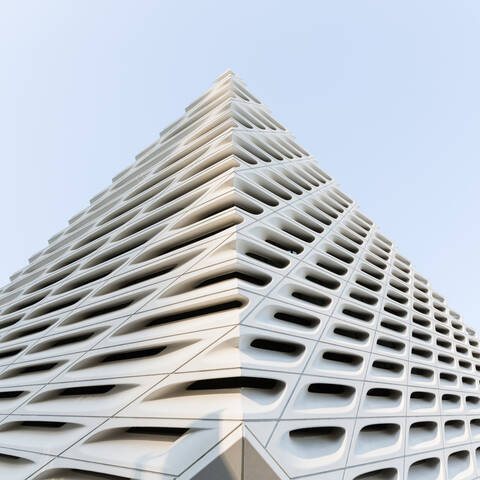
[215,69,237,82]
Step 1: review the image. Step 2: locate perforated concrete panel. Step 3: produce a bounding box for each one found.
[0,71,478,480]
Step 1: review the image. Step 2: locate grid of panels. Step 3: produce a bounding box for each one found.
[0,70,478,480]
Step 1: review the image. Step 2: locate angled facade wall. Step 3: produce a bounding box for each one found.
[0,71,478,480]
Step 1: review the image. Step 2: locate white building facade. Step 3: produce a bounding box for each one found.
[0,71,478,480]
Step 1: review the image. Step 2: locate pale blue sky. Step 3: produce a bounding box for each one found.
[0,1,479,326]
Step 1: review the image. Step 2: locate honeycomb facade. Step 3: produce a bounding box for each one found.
[0,71,479,480]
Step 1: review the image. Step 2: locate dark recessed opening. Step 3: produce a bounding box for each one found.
[377,338,404,351]
[125,426,188,436]
[342,307,374,322]
[195,270,271,288]
[380,319,406,333]
[250,338,304,356]
[246,251,289,269]
[411,367,433,378]
[308,383,354,396]
[21,421,65,428]
[137,300,244,330]
[0,390,24,399]
[317,258,347,276]
[292,290,331,307]
[187,376,281,391]
[334,327,369,341]
[273,311,319,328]
[350,290,378,305]
[372,360,403,373]
[59,385,116,396]
[100,346,165,363]
[305,273,340,290]
[323,351,362,366]
[0,348,23,360]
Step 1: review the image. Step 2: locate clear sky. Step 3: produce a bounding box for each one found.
[0,1,479,327]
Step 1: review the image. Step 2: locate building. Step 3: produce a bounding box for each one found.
[0,71,478,480]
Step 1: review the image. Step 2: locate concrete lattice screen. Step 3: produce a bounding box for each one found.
[0,71,478,479]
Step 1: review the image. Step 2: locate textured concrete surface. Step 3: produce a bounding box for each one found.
[0,71,478,479]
